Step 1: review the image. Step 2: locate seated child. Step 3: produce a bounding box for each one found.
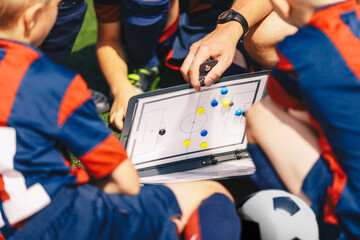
[0,0,241,239]
[245,0,360,239]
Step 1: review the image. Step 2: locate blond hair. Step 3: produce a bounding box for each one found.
[0,0,48,29]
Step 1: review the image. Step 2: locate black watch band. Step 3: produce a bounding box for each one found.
[217,9,249,40]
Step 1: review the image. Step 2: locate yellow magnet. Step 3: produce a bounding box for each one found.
[200,142,208,149]
[197,107,204,114]
[222,99,230,107]
[184,139,191,147]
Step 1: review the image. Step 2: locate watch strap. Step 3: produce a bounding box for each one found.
[232,11,249,40]
[217,10,249,40]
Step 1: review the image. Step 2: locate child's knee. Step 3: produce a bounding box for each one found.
[246,97,279,143]
[205,181,234,202]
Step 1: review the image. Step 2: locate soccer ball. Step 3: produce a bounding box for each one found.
[238,190,319,240]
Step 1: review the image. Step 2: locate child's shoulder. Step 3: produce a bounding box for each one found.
[2,39,79,88]
[276,26,328,65]
[18,46,91,126]
[278,26,321,50]
[7,41,87,109]
[33,52,78,86]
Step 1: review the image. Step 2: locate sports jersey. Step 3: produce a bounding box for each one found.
[93,0,232,23]
[93,0,232,69]
[267,1,360,238]
[0,39,127,236]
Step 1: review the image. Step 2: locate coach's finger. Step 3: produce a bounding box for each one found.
[181,44,198,83]
[203,56,232,87]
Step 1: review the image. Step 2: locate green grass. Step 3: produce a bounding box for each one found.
[63,0,109,95]
[71,0,97,53]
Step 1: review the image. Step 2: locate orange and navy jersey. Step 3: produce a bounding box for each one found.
[0,39,127,234]
[93,0,232,71]
[93,0,121,23]
[267,1,360,238]
[93,0,232,23]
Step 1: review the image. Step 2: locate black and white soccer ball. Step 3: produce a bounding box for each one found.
[238,190,319,240]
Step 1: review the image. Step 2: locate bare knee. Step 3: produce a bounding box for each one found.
[202,180,233,201]
[166,180,233,203]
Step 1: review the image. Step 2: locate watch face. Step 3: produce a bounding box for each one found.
[218,9,232,20]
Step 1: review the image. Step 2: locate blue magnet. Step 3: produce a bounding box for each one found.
[235,109,243,116]
[221,87,228,95]
[211,99,218,107]
[200,130,208,137]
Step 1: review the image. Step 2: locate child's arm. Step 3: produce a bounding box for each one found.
[99,158,140,195]
[96,18,137,131]
[57,74,140,195]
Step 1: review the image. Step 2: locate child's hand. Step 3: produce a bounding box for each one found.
[109,86,137,131]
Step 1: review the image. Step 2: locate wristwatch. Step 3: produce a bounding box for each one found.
[217,9,249,40]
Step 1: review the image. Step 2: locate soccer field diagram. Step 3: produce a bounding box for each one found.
[122,73,268,169]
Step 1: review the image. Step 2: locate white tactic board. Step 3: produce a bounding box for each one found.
[121,72,268,181]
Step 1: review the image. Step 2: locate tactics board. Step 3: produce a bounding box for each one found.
[121,71,268,182]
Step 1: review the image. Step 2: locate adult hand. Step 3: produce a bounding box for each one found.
[180,21,243,92]
[109,84,137,131]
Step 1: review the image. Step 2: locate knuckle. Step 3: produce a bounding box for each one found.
[210,72,221,81]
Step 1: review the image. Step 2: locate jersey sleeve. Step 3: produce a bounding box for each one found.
[267,48,307,110]
[93,0,121,23]
[58,74,128,178]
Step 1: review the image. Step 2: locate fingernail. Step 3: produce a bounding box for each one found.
[204,78,214,86]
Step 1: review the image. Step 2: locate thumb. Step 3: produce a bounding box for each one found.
[204,77,216,86]
[204,57,232,86]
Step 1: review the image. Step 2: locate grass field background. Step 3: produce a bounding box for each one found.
[63,0,109,95]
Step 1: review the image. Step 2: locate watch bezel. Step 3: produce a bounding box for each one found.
[217,9,235,24]
[217,9,249,40]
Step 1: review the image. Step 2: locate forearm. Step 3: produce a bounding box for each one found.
[223,0,273,42]
[96,39,133,96]
[96,20,135,95]
[99,158,140,195]
[232,0,273,26]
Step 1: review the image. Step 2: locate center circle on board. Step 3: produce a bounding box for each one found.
[180,112,208,133]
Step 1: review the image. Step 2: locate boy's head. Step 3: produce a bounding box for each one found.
[0,0,60,46]
[270,0,347,27]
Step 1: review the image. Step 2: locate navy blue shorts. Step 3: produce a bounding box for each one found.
[301,156,342,239]
[8,184,181,240]
[302,156,333,216]
[41,0,87,62]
